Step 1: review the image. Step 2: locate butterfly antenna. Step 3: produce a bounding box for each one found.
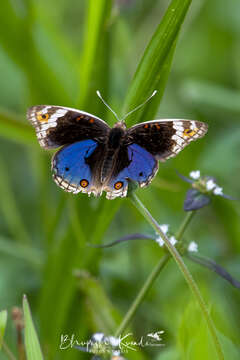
[121,90,157,122]
[96,90,120,122]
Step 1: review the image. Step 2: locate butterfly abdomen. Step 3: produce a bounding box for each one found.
[100,149,115,183]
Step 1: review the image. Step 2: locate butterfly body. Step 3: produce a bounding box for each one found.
[28,105,208,199]
[100,124,126,182]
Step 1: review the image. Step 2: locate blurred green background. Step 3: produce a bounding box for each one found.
[0,0,240,359]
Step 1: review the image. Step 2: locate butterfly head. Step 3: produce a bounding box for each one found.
[113,121,127,130]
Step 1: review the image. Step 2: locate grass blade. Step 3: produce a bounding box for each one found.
[0,156,31,244]
[23,295,44,360]
[0,310,8,350]
[78,272,121,334]
[38,228,83,358]
[78,0,113,108]
[77,272,145,360]
[84,0,193,265]
[80,0,194,272]
[123,0,192,125]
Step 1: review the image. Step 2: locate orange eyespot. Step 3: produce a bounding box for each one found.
[183,128,198,137]
[80,179,89,188]
[144,124,149,129]
[114,181,123,190]
[37,112,49,122]
[89,118,94,123]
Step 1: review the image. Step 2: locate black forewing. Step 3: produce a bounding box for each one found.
[27,105,110,149]
[125,119,208,161]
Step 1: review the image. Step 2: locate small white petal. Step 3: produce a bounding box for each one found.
[159,224,169,234]
[169,236,177,246]
[189,170,200,180]
[213,186,223,196]
[156,236,164,247]
[188,241,198,252]
[206,179,216,191]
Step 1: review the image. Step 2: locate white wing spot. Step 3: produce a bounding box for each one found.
[49,109,68,123]
[190,121,196,130]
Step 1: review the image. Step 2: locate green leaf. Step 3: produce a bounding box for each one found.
[218,331,240,360]
[184,189,211,211]
[178,300,238,360]
[123,0,192,125]
[0,310,8,350]
[78,0,113,109]
[178,300,215,359]
[23,295,44,360]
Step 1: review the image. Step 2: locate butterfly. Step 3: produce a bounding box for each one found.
[27,98,208,200]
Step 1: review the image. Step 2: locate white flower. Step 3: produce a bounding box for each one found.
[155,236,164,247]
[189,170,200,180]
[160,224,169,234]
[188,170,225,198]
[92,333,105,342]
[169,236,177,246]
[155,224,177,247]
[155,224,169,247]
[213,186,223,196]
[156,235,177,247]
[206,179,224,196]
[188,241,198,252]
[206,179,216,191]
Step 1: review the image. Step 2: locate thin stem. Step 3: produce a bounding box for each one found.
[114,205,194,337]
[128,193,224,360]
[175,210,194,239]
[114,254,170,337]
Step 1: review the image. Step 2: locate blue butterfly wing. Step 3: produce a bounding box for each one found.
[52,139,99,194]
[106,144,158,199]
[124,144,158,184]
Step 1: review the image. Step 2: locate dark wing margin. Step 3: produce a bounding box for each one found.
[27,105,110,149]
[126,119,208,161]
